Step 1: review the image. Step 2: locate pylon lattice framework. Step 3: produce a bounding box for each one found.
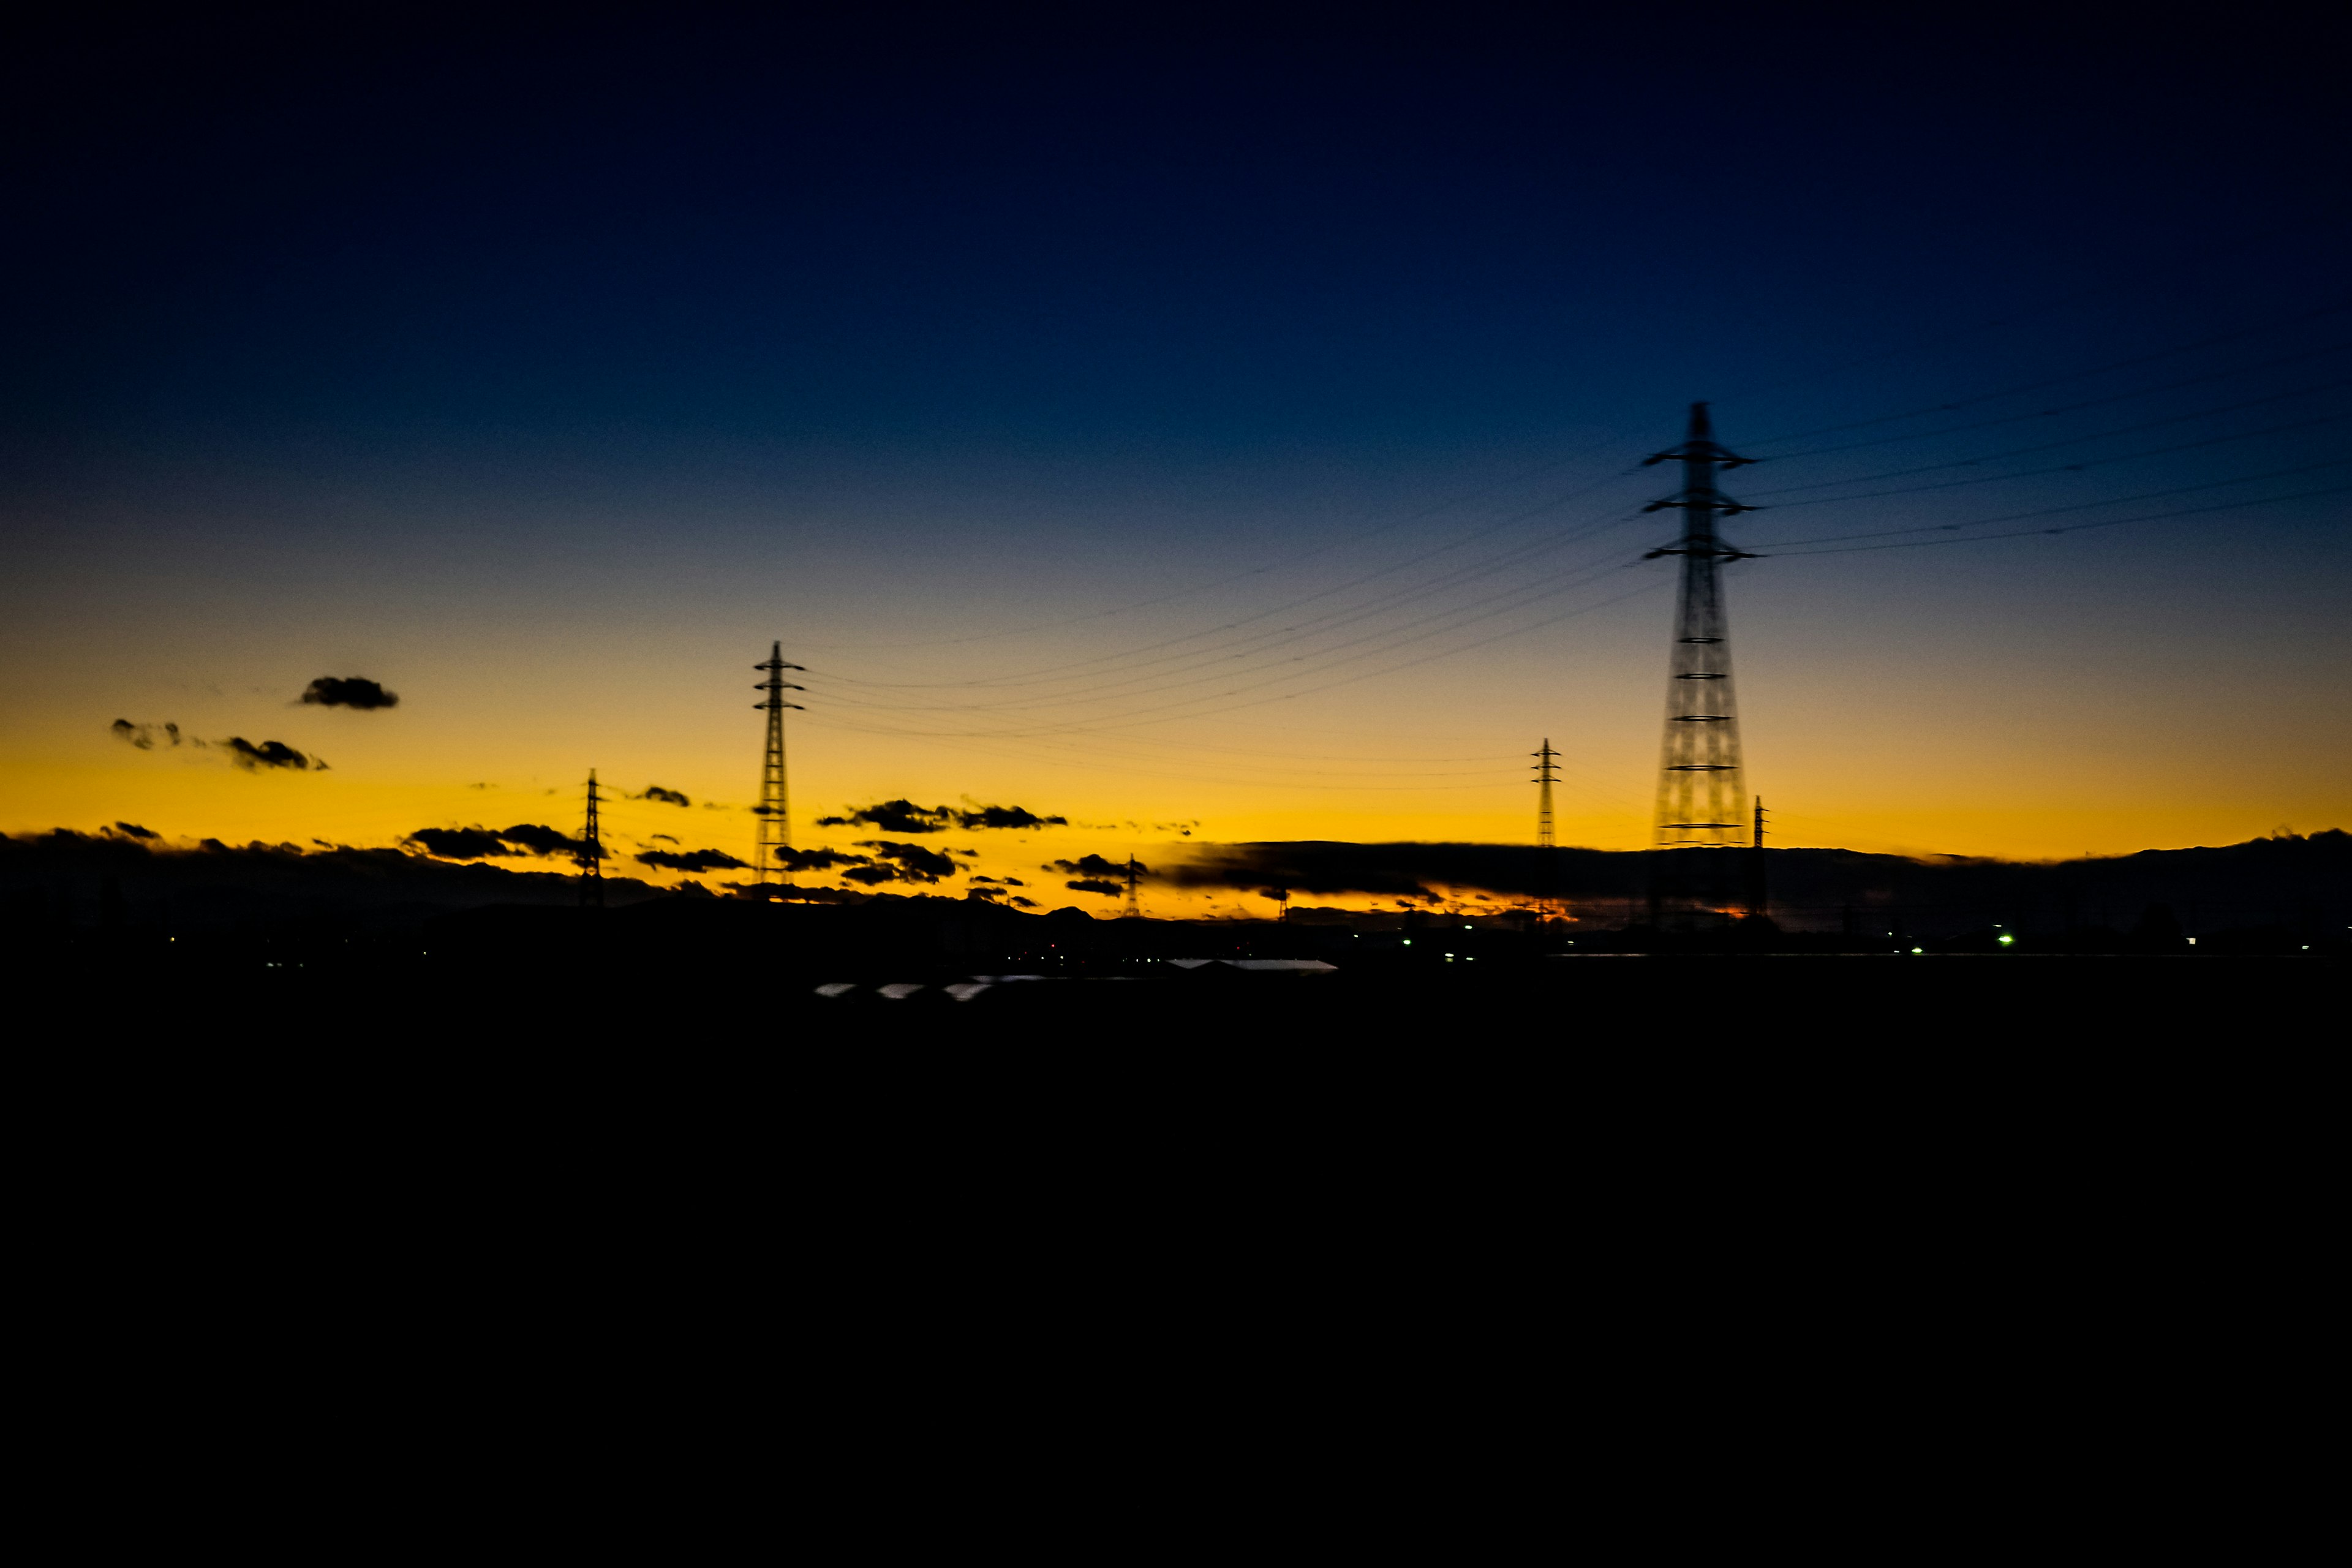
[578,768,605,907]
[1645,402,1757,855]
[754,641,805,885]
[1532,738,1559,849]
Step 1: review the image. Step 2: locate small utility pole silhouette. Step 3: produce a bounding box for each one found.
[753,641,805,888]
[1749,796,1769,921]
[1123,854,1142,919]
[1532,738,1559,848]
[578,769,605,908]
[1644,402,1758,922]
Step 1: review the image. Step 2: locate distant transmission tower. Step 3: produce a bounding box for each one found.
[578,768,605,908]
[1749,794,1769,921]
[1644,402,1757,919]
[1532,738,1559,848]
[1123,854,1142,918]
[753,641,805,887]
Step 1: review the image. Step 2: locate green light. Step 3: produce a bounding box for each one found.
[1911,946,1923,954]
[1998,934,2014,946]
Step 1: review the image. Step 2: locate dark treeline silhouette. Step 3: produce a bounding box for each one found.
[1,829,666,937]
[1175,833,2351,942]
[6,827,2346,948]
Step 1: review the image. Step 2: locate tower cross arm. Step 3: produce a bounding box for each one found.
[1643,442,1757,467]
[1645,495,1761,514]
[1646,541,1758,560]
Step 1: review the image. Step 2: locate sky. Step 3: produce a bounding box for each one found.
[3,10,2347,912]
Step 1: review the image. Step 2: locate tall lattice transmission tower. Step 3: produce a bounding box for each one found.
[1643,402,1757,916]
[1123,854,1143,919]
[753,642,805,887]
[1532,738,1560,848]
[578,769,605,908]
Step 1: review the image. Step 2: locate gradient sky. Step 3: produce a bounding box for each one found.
[4,12,2347,911]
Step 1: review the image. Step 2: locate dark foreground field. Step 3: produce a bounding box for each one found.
[34,907,2342,1045]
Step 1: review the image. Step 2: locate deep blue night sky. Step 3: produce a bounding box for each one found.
[13,15,2337,465]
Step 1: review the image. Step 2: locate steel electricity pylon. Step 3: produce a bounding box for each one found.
[1532,738,1560,848]
[753,642,805,887]
[1123,854,1143,918]
[578,769,605,907]
[1643,403,1757,918]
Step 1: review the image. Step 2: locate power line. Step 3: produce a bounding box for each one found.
[817,573,1671,744]
[797,363,2345,722]
[1770,483,2352,557]
[1707,205,2352,411]
[1742,410,2351,514]
[812,548,1647,726]
[774,238,2351,791]
[1743,383,2350,498]
[804,466,1654,692]
[1738,298,2352,447]
[1756,340,2350,462]
[1758,458,2352,549]
[797,489,1658,715]
[788,430,1661,654]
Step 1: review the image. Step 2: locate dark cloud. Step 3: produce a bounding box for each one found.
[1065,878,1125,897]
[955,804,1068,831]
[403,823,592,861]
[649,832,680,843]
[300,676,399,710]
[222,737,326,771]
[1001,876,1025,886]
[635,847,750,873]
[970,875,1001,884]
[110,720,189,750]
[1046,854,1139,879]
[776,846,872,873]
[635,785,690,807]
[112,822,158,840]
[405,826,520,859]
[841,865,901,886]
[1009,895,1041,909]
[115,721,323,771]
[854,840,960,883]
[816,799,1069,834]
[818,799,949,834]
[492,822,587,858]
